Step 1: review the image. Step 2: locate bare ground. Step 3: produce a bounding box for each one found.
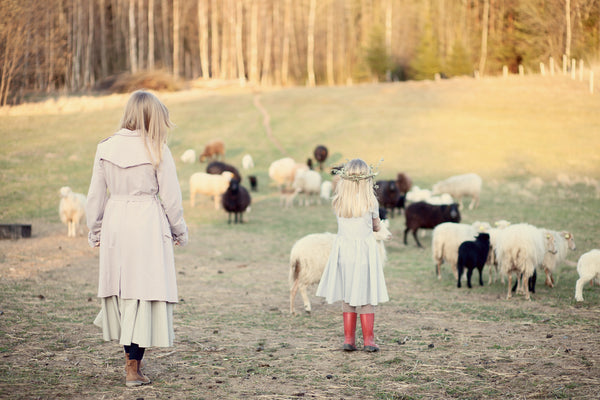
[1,219,599,400]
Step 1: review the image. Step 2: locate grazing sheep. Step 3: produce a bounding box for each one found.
[242,154,254,170]
[221,179,251,224]
[495,224,556,300]
[404,202,461,248]
[199,139,225,162]
[486,221,511,284]
[59,186,87,237]
[313,145,328,171]
[432,173,482,210]
[268,157,308,190]
[405,186,432,203]
[320,180,333,202]
[292,169,322,206]
[574,249,600,302]
[432,222,485,280]
[540,231,576,288]
[189,171,234,209]
[248,175,258,192]
[180,149,196,164]
[206,160,242,181]
[425,193,454,205]
[289,220,392,315]
[396,172,412,194]
[375,180,404,218]
[457,233,490,288]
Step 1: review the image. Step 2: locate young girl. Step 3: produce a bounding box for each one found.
[316,158,389,352]
[86,90,188,387]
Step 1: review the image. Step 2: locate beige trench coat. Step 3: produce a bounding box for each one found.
[86,129,188,303]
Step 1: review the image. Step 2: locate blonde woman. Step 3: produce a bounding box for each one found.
[86,90,188,387]
[316,158,389,352]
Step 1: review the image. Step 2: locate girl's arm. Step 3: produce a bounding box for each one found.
[86,149,108,247]
[372,217,381,232]
[157,145,188,246]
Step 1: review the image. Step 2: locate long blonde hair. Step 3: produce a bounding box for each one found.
[119,90,174,168]
[331,158,379,218]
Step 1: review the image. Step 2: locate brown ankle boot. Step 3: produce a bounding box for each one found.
[125,353,146,372]
[125,359,151,387]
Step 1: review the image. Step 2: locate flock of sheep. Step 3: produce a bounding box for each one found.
[56,139,600,308]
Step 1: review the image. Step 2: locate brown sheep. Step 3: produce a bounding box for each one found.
[396,172,412,194]
[199,139,225,162]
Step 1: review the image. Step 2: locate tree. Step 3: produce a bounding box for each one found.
[410,21,442,80]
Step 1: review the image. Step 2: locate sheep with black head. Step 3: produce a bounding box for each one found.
[222,179,251,224]
[457,233,490,288]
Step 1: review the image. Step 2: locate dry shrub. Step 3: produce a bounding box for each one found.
[96,70,184,93]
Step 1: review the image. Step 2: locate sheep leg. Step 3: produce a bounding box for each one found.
[457,265,462,288]
[289,279,300,315]
[403,228,409,245]
[436,262,442,280]
[412,230,423,248]
[478,266,484,286]
[544,267,554,288]
[524,276,531,300]
[466,268,473,289]
[506,274,513,299]
[299,286,312,314]
[575,277,591,301]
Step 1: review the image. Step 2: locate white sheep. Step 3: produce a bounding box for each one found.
[242,154,254,170]
[59,186,87,237]
[540,230,576,288]
[405,185,432,203]
[268,157,308,190]
[494,223,556,300]
[189,171,234,209]
[432,221,491,280]
[574,249,600,302]
[180,149,196,164]
[486,221,512,284]
[292,169,322,206]
[425,193,454,205]
[432,173,482,210]
[289,220,392,315]
[320,180,333,202]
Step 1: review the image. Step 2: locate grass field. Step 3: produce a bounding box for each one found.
[1,75,599,399]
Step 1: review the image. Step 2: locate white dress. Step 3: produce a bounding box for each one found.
[316,210,389,307]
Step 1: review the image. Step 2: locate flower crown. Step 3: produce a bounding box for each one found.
[333,158,383,182]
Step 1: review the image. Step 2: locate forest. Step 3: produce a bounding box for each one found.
[1,0,600,105]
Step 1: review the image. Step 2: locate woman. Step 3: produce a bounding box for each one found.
[86,90,188,387]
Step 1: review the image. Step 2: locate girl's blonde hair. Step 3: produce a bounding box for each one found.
[119,90,174,168]
[332,158,379,218]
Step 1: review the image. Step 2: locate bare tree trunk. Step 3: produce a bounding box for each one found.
[385,0,392,81]
[98,0,108,77]
[129,0,138,73]
[138,0,145,70]
[161,0,171,71]
[235,0,246,86]
[148,0,155,69]
[73,0,83,88]
[211,0,220,78]
[198,0,209,78]
[281,0,291,86]
[565,0,571,61]
[326,0,334,86]
[272,0,281,84]
[478,0,489,77]
[307,0,316,87]
[261,1,273,86]
[173,0,180,76]
[249,0,259,83]
[85,0,94,87]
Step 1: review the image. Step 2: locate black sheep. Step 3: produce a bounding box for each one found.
[403,202,460,248]
[457,233,490,288]
[313,145,328,171]
[375,180,403,218]
[222,179,251,224]
[378,207,388,220]
[206,161,242,182]
[248,175,258,192]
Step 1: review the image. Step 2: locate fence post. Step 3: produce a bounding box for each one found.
[590,71,594,94]
[563,54,567,75]
[518,64,524,76]
[550,56,555,76]
[579,59,584,81]
[540,62,545,76]
[503,65,508,78]
[571,59,576,80]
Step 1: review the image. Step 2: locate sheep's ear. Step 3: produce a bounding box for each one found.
[564,233,570,239]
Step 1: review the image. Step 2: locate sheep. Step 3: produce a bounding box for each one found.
[375,180,404,218]
[241,154,254,170]
[425,193,454,205]
[313,145,328,171]
[289,220,392,315]
[180,149,196,164]
[432,222,486,280]
[189,171,234,209]
[206,160,242,181]
[405,186,432,203]
[457,233,490,288]
[248,175,258,192]
[320,180,333,202]
[280,187,300,208]
[486,222,511,284]
[59,186,87,237]
[403,201,461,248]
[540,231,576,288]
[268,157,308,191]
[199,139,225,162]
[494,224,556,300]
[292,169,322,206]
[221,179,251,224]
[432,173,482,210]
[574,249,600,302]
[396,172,412,194]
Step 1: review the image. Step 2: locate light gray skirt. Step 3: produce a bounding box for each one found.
[93,296,175,348]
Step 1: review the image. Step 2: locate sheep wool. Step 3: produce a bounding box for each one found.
[432,173,482,210]
[59,186,87,237]
[574,249,600,301]
[189,171,234,209]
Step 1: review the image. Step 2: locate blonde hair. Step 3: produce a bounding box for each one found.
[119,90,174,168]
[331,158,379,218]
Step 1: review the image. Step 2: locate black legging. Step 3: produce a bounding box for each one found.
[124,343,145,361]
